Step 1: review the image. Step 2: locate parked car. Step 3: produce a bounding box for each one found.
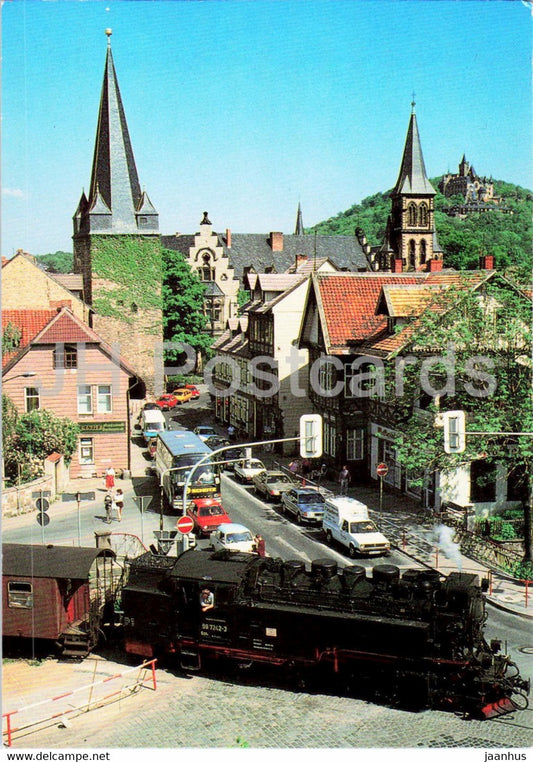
[184,384,200,399]
[186,500,231,536]
[204,435,231,451]
[234,458,266,483]
[281,486,328,524]
[155,393,179,411]
[210,523,256,553]
[252,470,296,502]
[171,388,193,404]
[193,425,218,441]
[221,447,246,471]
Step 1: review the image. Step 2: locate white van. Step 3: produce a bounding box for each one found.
[322,496,390,558]
[142,409,166,444]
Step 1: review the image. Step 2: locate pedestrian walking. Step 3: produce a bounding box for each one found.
[104,465,115,490]
[227,424,236,441]
[104,492,114,524]
[114,488,124,521]
[254,534,266,558]
[339,465,350,495]
[288,459,299,475]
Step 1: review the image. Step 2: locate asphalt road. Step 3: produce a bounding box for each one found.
[4,396,533,750]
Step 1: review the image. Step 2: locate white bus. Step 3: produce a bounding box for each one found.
[155,430,220,511]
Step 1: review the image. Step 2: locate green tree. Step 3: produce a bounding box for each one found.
[4,408,80,485]
[385,277,533,565]
[35,251,74,273]
[162,248,212,363]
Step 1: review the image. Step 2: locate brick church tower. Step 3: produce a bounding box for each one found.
[73,30,163,395]
[376,103,443,272]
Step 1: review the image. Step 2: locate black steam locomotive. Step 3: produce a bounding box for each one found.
[120,549,530,720]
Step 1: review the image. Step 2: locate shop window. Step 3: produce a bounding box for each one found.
[470,460,497,503]
[8,581,33,608]
[79,437,95,465]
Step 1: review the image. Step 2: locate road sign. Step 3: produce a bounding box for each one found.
[176,515,194,534]
[36,512,50,527]
[32,490,51,499]
[36,498,50,512]
[62,491,96,502]
[376,462,388,478]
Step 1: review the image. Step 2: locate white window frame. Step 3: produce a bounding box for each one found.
[24,387,40,412]
[97,384,112,413]
[346,428,365,461]
[77,384,93,414]
[79,437,95,465]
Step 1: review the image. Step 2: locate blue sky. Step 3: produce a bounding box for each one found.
[2,0,532,258]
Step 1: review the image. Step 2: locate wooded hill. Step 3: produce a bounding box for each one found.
[310,179,532,281]
[35,179,532,281]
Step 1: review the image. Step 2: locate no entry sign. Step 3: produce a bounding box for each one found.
[176,515,195,534]
[376,462,388,478]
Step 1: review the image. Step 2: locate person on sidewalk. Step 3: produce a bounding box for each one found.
[339,465,350,495]
[104,491,114,524]
[104,466,115,490]
[254,534,266,558]
[114,488,124,521]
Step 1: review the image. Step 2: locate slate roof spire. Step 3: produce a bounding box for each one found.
[392,104,436,197]
[79,29,158,235]
[294,202,304,235]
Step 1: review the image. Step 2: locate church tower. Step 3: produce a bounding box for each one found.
[376,103,443,272]
[73,30,162,394]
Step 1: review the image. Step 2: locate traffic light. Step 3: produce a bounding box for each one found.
[300,414,323,458]
[442,410,466,454]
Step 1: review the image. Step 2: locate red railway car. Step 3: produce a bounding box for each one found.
[2,544,118,657]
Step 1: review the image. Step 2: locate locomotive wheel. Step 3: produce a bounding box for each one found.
[325,529,333,545]
[349,544,357,559]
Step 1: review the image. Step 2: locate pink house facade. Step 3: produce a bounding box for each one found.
[2,307,136,478]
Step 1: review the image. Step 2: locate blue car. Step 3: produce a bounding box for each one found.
[281,487,327,524]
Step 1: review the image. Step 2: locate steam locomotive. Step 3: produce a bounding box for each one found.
[120,548,530,719]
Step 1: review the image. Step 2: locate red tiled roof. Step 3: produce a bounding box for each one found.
[36,311,101,344]
[317,274,419,349]
[314,270,492,355]
[2,310,58,366]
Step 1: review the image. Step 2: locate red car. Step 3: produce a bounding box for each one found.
[186,499,231,536]
[155,394,179,410]
[185,384,200,399]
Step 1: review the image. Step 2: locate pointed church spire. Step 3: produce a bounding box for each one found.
[294,202,304,235]
[85,30,158,234]
[392,106,435,196]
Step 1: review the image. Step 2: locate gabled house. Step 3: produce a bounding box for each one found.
[211,273,312,453]
[298,267,529,514]
[2,251,90,323]
[2,307,136,477]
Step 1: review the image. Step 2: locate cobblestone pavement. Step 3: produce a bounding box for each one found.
[3,657,533,749]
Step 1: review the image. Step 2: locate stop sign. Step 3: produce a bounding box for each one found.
[376,462,388,478]
[176,515,195,534]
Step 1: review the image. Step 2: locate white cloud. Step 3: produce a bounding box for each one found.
[2,188,25,198]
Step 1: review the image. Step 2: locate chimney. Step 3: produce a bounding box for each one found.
[295,254,308,270]
[392,258,403,273]
[479,254,494,270]
[269,232,284,251]
[428,258,444,272]
[226,228,232,248]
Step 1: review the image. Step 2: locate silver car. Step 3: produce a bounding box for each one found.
[252,470,296,502]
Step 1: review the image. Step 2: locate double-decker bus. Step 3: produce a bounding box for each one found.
[155,430,220,512]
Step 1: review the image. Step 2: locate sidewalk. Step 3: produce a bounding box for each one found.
[260,450,533,620]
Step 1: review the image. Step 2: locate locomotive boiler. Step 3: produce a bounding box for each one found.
[120,549,530,719]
